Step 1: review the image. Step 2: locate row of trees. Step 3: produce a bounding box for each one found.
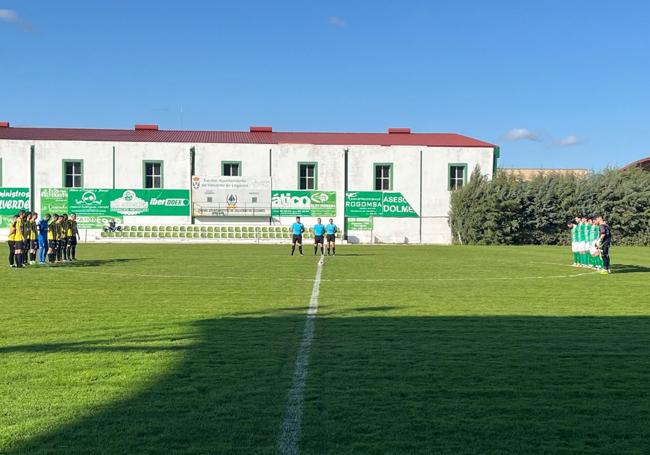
[449,167,650,245]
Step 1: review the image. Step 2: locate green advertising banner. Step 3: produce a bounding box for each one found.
[344,191,382,217]
[345,191,418,218]
[40,188,69,215]
[39,188,189,228]
[0,188,30,227]
[271,190,336,216]
[346,218,373,231]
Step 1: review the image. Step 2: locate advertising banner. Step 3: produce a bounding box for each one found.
[346,218,373,231]
[345,191,418,218]
[191,176,271,217]
[271,190,336,217]
[40,188,69,215]
[39,188,188,228]
[0,188,30,227]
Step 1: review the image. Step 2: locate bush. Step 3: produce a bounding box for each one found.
[450,167,650,245]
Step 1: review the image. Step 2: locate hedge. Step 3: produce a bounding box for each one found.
[449,167,650,245]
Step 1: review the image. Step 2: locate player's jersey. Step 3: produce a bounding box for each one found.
[47,221,55,240]
[14,218,24,241]
[313,224,325,236]
[8,221,16,241]
[66,221,75,237]
[291,222,305,236]
[30,221,38,240]
[326,223,337,235]
[571,225,578,242]
[580,223,588,244]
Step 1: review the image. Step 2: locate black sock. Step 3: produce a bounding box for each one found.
[15,253,23,267]
[321,246,324,255]
[299,246,303,254]
[333,246,336,254]
[48,253,54,263]
[30,252,35,262]
[291,245,295,255]
[71,246,76,259]
[314,246,317,255]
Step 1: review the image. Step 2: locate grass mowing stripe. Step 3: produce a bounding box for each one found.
[278,255,324,455]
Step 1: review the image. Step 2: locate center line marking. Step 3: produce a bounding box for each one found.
[278,255,324,455]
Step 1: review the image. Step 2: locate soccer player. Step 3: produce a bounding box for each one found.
[47,214,59,264]
[579,217,589,267]
[66,213,80,261]
[13,210,26,268]
[7,215,18,268]
[290,216,305,256]
[597,216,612,274]
[28,212,38,265]
[325,218,337,256]
[569,219,578,266]
[58,214,68,262]
[313,218,325,256]
[38,214,50,265]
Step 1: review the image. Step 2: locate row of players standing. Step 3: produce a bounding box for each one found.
[569,216,612,274]
[7,211,80,268]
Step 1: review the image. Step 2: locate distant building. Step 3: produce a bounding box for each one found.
[622,157,650,172]
[499,168,589,180]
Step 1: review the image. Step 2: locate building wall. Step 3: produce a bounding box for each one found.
[0,138,496,244]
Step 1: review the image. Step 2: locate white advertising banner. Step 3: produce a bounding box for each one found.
[191,176,272,217]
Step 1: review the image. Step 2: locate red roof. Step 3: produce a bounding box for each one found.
[0,125,496,148]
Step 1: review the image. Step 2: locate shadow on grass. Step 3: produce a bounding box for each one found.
[612,264,650,274]
[54,258,151,268]
[4,316,650,454]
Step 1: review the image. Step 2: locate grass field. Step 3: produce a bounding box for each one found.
[1,244,649,454]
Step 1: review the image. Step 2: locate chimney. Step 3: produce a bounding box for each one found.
[0,121,9,128]
[135,124,159,131]
[388,128,411,134]
[250,126,272,133]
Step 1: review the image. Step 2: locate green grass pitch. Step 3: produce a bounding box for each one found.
[1,244,649,454]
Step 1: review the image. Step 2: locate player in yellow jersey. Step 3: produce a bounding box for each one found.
[7,215,18,268]
[13,210,27,268]
[47,214,59,264]
[66,213,80,261]
[28,212,39,265]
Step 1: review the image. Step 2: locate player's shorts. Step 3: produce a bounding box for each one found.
[326,234,336,243]
[314,235,324,244]
[68,236,77,246]
[50,240,58,251]
[292,234,303,244]
[13,241,24,250]
[30,240,38,250]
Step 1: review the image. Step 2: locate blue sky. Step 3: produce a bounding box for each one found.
[1,1,649,169]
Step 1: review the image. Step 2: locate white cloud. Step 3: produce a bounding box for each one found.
[557,135,581,146]
[328,16,347,28]
[502,128,541,142]
[0,9,34,31]
[0,9,18,23]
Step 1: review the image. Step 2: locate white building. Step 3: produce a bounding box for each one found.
[0,122,498,244]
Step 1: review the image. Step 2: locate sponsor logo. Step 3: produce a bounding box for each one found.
[226,193,238,208]
[74,191,102,206]
[110,190,148,215]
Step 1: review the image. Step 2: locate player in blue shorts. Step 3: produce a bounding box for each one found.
[325,218,337,256]
[290,216,305,256]
[313,218,325,256]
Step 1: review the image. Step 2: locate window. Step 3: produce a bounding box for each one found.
[143,161,163,189]
[374,163,392,191]
[298,162,317,190]
[63,160,83,188]
[448,163,467,190]
[222,161,241,176]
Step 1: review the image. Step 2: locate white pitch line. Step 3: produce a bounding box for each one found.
[278,255,324,455]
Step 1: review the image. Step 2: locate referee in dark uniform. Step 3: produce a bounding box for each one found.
[597,216,612,274]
